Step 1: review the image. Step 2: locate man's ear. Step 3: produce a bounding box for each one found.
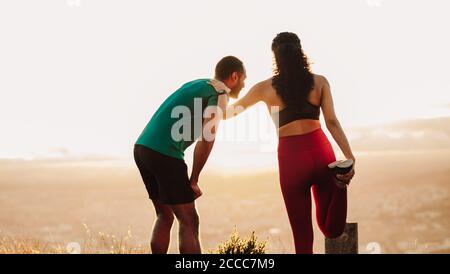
[231,72,239,82]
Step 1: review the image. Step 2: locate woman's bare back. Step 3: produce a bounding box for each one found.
[260,74,326,137]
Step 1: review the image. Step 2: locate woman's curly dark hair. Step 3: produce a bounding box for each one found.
[271,32,314,108]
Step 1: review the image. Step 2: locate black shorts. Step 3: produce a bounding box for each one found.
[133,144,196,205]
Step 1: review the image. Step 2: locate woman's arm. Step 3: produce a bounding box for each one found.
[320,76,356,182]
[224,81,265,119]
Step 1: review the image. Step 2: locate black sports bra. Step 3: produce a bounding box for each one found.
[271,100,320,128]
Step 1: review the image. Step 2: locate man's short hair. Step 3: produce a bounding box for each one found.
[215,56,244,81]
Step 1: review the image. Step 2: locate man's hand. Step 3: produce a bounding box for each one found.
[190,177,203,199]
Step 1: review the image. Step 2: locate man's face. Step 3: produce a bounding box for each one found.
[229,69,247,99]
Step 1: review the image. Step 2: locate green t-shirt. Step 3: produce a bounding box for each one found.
[135,79,219,160]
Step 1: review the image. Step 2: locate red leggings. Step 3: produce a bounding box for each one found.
[278,128,347,254]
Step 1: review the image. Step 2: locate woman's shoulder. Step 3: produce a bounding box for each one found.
[244,78,276,103]
[313,74,329,86]
[249,78,274,93]
[257,78,273,87]
[313,73,328,84]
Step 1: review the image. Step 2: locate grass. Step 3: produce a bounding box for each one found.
[0,225,267,254]
[0,236,65,254]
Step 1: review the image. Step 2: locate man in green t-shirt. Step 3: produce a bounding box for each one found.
[134,56,246,254]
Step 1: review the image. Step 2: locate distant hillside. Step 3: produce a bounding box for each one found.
[346,116,450,151]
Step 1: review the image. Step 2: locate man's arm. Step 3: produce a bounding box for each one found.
[189,94,228,197]
[189,138,214,196]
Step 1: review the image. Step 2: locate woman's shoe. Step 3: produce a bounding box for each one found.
[328,159,354,188]
[328,159,354,175]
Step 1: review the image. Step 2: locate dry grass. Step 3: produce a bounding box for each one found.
[0,225,267,254]
[0,236,65,254]
[0,224,149,254]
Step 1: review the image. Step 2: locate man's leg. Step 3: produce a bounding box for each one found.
[170,202,201,254]
[150,199,175,254]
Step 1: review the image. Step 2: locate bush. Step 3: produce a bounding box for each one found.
[213,228,267,254]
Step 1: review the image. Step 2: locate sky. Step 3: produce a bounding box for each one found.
[0,0,449,161]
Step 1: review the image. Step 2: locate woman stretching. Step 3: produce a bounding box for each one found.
[212,32,356,254]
